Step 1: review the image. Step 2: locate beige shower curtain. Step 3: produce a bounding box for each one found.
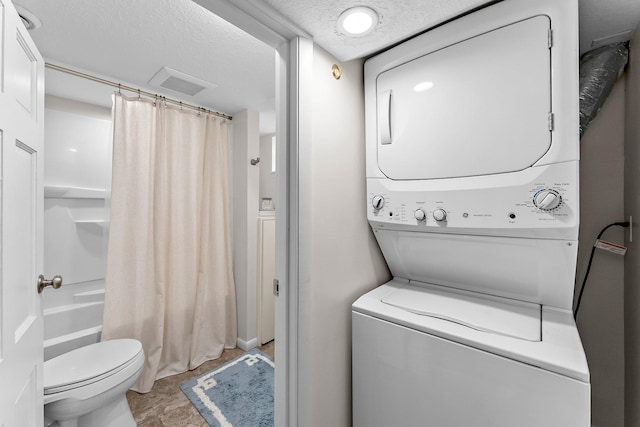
[102,93,236,393]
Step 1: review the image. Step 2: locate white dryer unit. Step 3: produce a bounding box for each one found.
[353,0,589,426]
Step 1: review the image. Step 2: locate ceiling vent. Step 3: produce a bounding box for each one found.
[148,67,217,97]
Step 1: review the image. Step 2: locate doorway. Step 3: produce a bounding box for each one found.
[8,0,306,424]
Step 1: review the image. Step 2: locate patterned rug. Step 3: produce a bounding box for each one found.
[180,349,274,427]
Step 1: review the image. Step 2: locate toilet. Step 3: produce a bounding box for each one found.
[44,339,144,427]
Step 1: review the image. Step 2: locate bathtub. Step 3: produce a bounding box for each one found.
[43,279,105,361]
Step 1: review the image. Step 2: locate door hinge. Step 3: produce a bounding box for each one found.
[548,112,554,131]
[273,279,280,296]
[548,29,553,48]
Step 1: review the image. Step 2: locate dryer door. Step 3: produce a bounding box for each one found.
[376,15,551,180]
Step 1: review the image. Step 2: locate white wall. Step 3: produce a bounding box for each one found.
[43,96,112,288]
[625,29,640,427]
[306,45,390,426]
[44,96,112,190]
[42,95,112,359]
[577,77,626,427]
[259,133,276,209]
[232,109,261,348]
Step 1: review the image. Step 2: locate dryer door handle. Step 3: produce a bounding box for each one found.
[379,90,392,145]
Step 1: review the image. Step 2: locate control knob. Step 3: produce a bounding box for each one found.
[533,189,562,211]
[433,208,447,222]
[372,195,385,211]
[414,209,426,222]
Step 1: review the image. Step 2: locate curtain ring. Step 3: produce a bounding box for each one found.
[118,83,121,94]
[153,94,157,105]
[180,101,183,110]
[137,89,141,100]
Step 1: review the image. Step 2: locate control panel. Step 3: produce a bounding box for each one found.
[367,162,578,240]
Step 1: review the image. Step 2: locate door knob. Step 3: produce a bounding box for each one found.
[37,274,63,294]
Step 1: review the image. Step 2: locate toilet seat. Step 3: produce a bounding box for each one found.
[44,339,143,397]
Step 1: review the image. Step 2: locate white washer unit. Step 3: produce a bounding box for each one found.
[352,0,590,426]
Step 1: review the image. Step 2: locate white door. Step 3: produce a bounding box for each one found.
[258,216,275,344]
[0,1,45,426]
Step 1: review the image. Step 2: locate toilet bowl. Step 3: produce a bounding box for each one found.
[44,339,144,427]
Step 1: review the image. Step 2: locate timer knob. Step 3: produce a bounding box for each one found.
[533,189,562,211]
[414,209,426,221]
[433,208,447,222]
[372,195,385,210]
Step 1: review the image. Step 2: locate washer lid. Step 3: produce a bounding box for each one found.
[44,339,142,392]
[381,282,541,341]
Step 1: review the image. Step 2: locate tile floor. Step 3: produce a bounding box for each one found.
[127,341,275,426]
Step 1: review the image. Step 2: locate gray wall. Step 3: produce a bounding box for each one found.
[232,109,260,346]
[577,76,626,427]
[307,45,390,426]
[625,28,640,427]
[296,35,636,427]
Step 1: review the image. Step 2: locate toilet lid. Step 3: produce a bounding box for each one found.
[44,339,142,394]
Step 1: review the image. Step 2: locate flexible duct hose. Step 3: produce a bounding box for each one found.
[579,43,629,137]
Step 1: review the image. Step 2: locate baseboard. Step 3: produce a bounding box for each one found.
[237,337,258,351]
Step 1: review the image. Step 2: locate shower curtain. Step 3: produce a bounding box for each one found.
[102,93,237,393]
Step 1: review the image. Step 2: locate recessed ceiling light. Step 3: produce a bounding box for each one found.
[337,7,378,36]
[14,5,41,30]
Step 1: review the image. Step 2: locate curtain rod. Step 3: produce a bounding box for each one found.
[45,63,233,121]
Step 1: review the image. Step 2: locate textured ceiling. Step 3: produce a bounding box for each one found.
[12,0,640,136]
[262,0,640,60]
[14,0,276,132]
[262,0,496,61]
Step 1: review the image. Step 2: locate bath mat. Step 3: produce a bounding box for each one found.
[180,349,274,427]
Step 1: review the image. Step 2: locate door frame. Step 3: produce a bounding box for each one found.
[191,1,312,425]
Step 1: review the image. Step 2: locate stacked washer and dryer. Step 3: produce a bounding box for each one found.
[352,0,590,425]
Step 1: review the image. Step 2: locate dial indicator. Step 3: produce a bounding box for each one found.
[533,189,562,211]
[372,195,385,210]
